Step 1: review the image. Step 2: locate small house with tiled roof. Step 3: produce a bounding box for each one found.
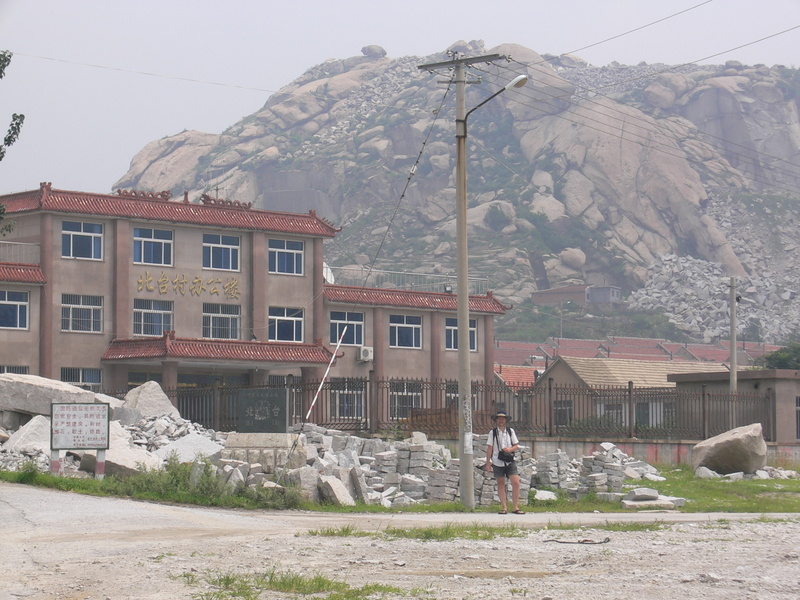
[0,183,506,400]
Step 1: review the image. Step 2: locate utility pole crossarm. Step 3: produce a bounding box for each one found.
[417,53,503,72]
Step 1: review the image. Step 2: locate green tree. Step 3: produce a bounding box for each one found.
[1,50,25,235]
[762,342,800,369]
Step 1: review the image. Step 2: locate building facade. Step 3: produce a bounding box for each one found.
[0,183,505,394]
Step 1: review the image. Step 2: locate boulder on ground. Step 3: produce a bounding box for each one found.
[691,423,767,474]
[319,475,356,506]
[154,431,224,463]
[80,421,161,477]
[0,374,94,427]
[2,414,52,454]
[123,381,179,419]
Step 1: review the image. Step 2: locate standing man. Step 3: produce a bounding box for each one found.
[485,410,524,514]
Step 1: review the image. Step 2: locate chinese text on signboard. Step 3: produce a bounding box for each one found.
[51,403,110,450]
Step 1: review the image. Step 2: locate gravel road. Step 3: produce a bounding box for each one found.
[2,482,799,599]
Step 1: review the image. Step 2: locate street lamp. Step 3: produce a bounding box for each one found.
[454,68,527,508]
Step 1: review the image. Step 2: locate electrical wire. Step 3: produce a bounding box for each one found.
[465,61,800,197]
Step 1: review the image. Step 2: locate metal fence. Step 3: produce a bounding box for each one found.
[154,378,775,442]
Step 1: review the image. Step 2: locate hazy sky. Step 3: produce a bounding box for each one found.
[1,0,799,196]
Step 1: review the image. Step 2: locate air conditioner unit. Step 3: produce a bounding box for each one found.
[358,346,374,362]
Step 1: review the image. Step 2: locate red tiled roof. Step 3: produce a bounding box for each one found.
[551,338,607,349]
[603,352,691,362]
[551,348,607,358]
[102,335,332,364]
[496,340,540,350]
[323,285,508,314]
[494,347,545,365]
[606,346,670,357]
[607,336,668,347]
[0,262,46,284]
[1,183,338,238]
[494,364,539,388]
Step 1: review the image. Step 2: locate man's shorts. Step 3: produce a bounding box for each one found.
[492,461,519,479]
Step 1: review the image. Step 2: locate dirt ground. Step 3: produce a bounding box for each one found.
[2,482,799,600]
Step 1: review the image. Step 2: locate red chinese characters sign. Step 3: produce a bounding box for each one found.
[51,403,110,450]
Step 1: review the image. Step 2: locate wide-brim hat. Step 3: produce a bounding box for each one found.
[491,410,512,421]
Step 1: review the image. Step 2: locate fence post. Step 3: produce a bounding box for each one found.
[213,379,221,433]
[368,372,378,434]
[627,381,634,438]
[767,387,776,442]
[701,384,708,439]
[547,377,554,437]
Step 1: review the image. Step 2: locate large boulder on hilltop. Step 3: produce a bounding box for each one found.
[123,381,179,419]
[691,423,767,474]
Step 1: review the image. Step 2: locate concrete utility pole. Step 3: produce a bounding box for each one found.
[729,276,738,393]
[417,53,526,509]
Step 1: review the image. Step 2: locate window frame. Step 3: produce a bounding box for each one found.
[133,227,173,266]
[62,221,103,260]
[0,290,29,329]
[389,314,422,349]
[133,298,174,337]
[268,238,304,275]
[60,367,102,391]
[389,380,423,420]
[268,307,304,342]
[202,302,241,340]
[444,317,477,351]
[329,378,365,420]
[61,294,103,333]
[329,310,364,346]
[202,233,240,271]
[0,365,29,374]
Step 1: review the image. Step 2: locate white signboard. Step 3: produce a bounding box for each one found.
[51,402,110,450]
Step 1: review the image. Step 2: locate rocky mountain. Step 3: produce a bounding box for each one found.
[114,41,800,343]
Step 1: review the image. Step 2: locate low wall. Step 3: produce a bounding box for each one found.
[437,436,800,466]
[520,437,800,466]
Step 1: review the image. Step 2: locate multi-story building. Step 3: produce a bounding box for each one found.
[0,183,505,396]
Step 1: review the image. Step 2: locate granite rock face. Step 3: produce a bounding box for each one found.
[112,42,800,339]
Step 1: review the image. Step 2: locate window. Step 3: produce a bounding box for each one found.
[269,239,304,275]
[269,307,304,342]
[202,233,239,270]
[61,294,103,332]
[635,402,651,427]
[796,396,800,441]
[0,290,28,329]
[329,378,365,419]
[330,311,363,346]
[134,228,173,266]
[202,303,240,339]
[133,298,174,336]
[389,314,422,348]
[554,399,573,427]
[389,381,422,420]
[61,367,101,391]
[445,317,477,351]
[62,221,103,260]
[0,365,29,374]
[603,403,624,426]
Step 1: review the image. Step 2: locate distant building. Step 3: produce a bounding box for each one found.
[530,284,622,307]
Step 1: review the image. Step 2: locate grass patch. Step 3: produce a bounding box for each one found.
[185,567,412,599]
[0,456,302,511]
[310,522,528,541]
[652,464,800,512]
[543,520,665,532]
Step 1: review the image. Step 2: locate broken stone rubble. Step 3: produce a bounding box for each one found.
[3,375,797,508]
